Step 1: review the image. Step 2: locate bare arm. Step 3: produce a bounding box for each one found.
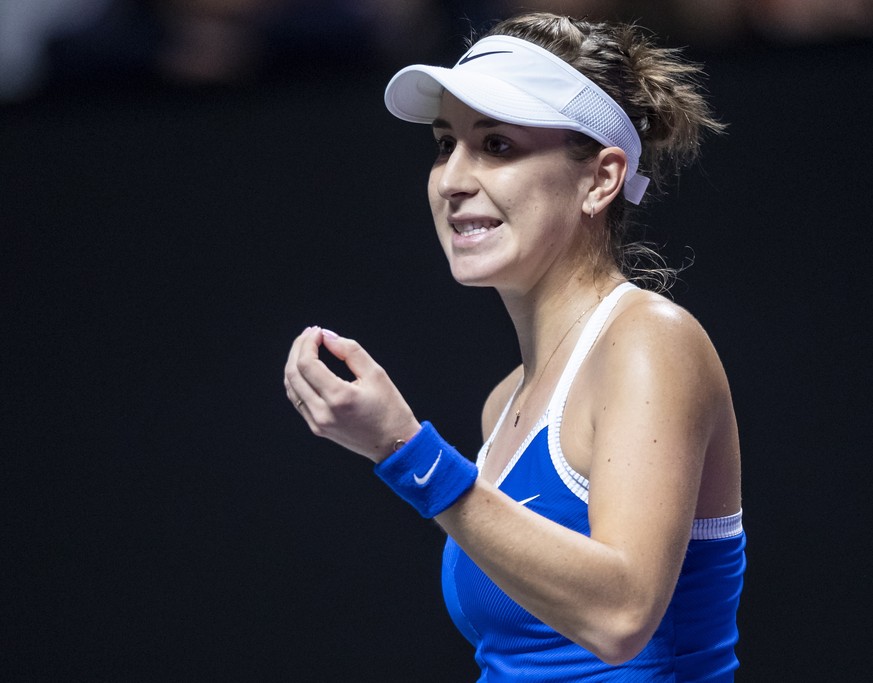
[435,301,727,663]
[284,307,733,663]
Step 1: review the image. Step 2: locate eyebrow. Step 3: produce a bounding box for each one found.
[431,117,505,131]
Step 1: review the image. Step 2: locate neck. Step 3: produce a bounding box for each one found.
[501,268,624,380]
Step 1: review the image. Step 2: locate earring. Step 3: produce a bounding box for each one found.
[589,202,596,220]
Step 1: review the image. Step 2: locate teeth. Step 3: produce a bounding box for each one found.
[453,220,500,235]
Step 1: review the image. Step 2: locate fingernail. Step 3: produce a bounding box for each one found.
[322,329,339,340]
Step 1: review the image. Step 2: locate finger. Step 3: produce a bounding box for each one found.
[285,327,325,413]
[284,354,305,408]
[284,326,310,393]
[284,383,305,411]
[295,327,364,399]
[319,329,382,381]
[284,332,304,398]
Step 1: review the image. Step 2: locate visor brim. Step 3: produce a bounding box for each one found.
[385,65,579,131]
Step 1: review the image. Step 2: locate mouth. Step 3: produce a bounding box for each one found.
[451,219,503,236]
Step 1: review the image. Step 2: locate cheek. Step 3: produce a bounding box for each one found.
[427,170,442,213]
[427,171,452,252]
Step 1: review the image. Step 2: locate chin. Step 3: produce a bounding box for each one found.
[451,272,515,292]
[453,276,494,289]
[448,263,500,288]
[442,244,514,289]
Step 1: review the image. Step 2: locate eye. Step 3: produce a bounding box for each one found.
[435,136,455,157]
[483,135,511,155]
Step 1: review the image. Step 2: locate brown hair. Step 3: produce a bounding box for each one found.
[484,13,725,290]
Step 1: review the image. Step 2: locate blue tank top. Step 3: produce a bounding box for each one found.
[441,283,746,681]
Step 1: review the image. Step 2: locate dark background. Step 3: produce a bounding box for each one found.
[3,3,873,681]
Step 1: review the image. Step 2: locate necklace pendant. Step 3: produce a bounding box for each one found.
[514,409,520,427]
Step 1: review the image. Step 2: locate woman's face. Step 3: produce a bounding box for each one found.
[428,93,594,296]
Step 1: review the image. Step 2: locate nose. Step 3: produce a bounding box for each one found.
[436,146,479,200]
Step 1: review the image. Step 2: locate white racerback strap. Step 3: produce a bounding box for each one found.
[548,282,637,420]
[477,282,637,479]
[546,281,637,502]
[477,280,743,536]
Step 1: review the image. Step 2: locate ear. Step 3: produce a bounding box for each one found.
[583,147,628,219]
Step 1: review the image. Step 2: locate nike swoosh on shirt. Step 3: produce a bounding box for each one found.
[518,494,540,506]
[413,450,442,486]
[458,50,512,65]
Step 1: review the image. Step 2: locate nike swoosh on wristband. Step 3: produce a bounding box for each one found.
[458,50,512,65]
[518,494,540,506]
[413,450,442,486]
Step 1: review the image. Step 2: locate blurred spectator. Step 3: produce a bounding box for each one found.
[2,0,871,101]
[671,0,873,46]
[150,0,467,83]
[0,0,113,100]
[152,0,282,82]
[513,0,873,46]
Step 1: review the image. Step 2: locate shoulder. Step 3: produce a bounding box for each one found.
[481,365,523,441]
[592,288,729,417]
[602,288,720,361]
[577,288,741,526]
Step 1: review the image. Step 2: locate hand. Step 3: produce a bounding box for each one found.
[284,327,421,463]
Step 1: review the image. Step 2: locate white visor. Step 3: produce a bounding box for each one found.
[384,35,649,204]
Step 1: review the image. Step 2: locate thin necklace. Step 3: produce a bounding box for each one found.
[513,295,602,428]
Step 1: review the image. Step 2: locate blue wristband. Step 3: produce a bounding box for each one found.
[374,421,478,518]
